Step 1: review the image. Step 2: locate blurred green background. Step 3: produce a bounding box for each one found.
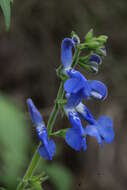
[0,0,127,189]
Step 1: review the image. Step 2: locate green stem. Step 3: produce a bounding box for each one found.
[16,46,80,190]
[72,46,81,68]
[16,145,41,190]
[47,82,64,135]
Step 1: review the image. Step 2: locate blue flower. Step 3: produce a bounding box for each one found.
[64,101,114,150]
[65,96,94,124]
[84,115,115,145]
[74,102,114,145]
[61,38,75,69]
[64,69,107,106]
[88,53,102,73]
[65,110,87,151]
[89,53,102,65]
[27,98,56,160]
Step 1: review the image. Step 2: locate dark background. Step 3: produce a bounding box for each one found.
[0,0,127,189]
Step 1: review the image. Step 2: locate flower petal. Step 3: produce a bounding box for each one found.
[76,103,95,124]
[68,111,84,134]
[38,145,50,160]
[38,139,56,160]
[84,125,102,144]
[97,116,114,143]
[27,98,43,126]
[89,53,102,65]
[66,92,82,107]
[48,139,56,158]
[65,69,91,98]
[61,38,75,68]
[65,127,82,151]
[64,78,84,94]
[67,69,87,81]
[37,129,47,142]
[88,80,107,100]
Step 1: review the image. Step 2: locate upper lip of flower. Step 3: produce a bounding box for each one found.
[61,38,76,69]
[27,98,43,126]
[64,69,88,94]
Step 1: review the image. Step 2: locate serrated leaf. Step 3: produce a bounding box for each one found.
[0,95,30,188]
[0,0,11,30]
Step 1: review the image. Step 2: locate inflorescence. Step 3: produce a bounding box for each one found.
[27,30,115,160]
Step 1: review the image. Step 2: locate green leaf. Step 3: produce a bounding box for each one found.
[0,0,11,30]
[0,95,30,188]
